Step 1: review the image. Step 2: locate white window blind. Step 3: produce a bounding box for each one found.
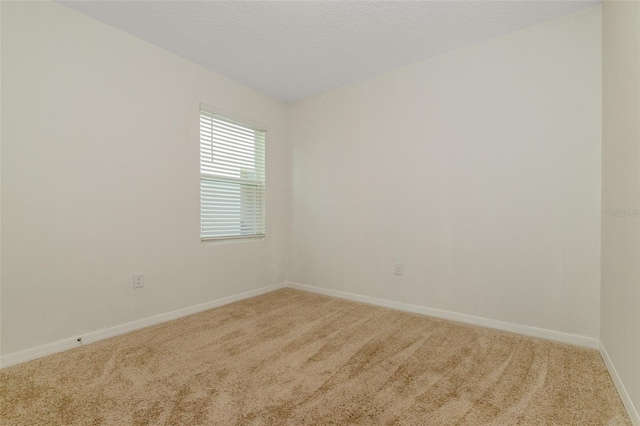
[200,109,266,241]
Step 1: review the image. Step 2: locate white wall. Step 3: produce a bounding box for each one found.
[601,0,640,419]
[0,1,288,356]
[0,1,612,365]
[288,7,602,338]
[0,0,3,357]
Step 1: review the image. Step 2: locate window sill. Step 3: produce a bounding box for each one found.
[201,236,265,246]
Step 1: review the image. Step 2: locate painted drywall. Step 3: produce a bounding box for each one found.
[0,1,288,356]
[601,0,640,419]
[0,0,3,357]
[288,7,602,338]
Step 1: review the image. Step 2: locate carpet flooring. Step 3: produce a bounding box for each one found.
[0,289,631,425]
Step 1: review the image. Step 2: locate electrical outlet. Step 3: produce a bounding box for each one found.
[133,273,144,289]
[394,263,403,275]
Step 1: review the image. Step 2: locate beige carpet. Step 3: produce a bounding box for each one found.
[0,289,631,425]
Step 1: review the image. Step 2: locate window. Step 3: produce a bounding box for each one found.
[199,108,266,241]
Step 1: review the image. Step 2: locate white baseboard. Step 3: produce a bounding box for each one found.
[3,280,634,422]
[0,282,287,369]
[286,282,600,349]
[0,281,603,369]
[599,342,640,425]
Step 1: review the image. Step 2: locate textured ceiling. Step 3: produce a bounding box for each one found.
[57,1,599,102]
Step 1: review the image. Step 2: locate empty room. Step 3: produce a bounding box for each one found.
[1,0,639,424]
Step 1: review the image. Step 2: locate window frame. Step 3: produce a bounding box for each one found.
[199,104,267,243]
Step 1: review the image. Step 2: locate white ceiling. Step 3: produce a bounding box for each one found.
[57,1,599,102]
